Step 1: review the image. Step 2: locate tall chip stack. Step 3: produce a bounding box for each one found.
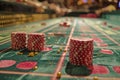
[69,38,93,72]
[27,33,45,51]
[11,32,26,50]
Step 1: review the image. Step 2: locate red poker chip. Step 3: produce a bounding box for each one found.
[11,32,26,50]
[69,38,93,67]
[27,33,45,51]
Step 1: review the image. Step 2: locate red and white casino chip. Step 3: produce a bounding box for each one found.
[69,38,93,70]
[11,32,26,50]
[27,33,45,51]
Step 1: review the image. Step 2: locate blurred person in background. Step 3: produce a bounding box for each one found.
[95,2,116,16]
[0,0,70,16]
[89,0,116,16]
[22,0,70,16]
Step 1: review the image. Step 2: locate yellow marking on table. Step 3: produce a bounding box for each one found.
[105,30,116,34]
[0,36,4,39]
[95,25,103,31]
[95,25,116,35]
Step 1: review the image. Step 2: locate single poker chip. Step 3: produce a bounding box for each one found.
[0,60,16,68]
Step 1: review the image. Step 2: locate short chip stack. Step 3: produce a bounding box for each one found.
[69,38,93,71]
[27,33,45,51]
[11,32,26,50]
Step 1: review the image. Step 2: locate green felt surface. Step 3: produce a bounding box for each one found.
[0,17,120,80]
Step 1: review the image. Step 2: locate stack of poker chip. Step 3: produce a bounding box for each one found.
[27,33,45,51]
[69,38,93,71]
[11,32,26,50]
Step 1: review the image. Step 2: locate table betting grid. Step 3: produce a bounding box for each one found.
[0,17,120,80]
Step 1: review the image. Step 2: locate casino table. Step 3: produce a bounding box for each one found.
[0,17,120,80]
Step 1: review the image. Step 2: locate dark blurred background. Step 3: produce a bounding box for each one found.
[0,0,119,15]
